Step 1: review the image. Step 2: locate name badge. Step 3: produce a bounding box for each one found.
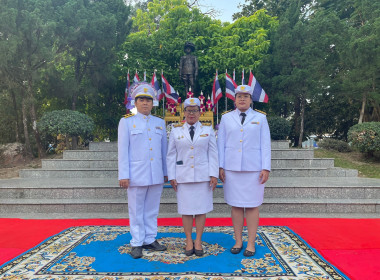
[155,126,163,130]
[251,121,260,124]
[176,161,183,165]
[200,134,209,137]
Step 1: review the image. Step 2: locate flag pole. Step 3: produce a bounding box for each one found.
[225,69,227,112]
[216,69,219,125]
[161,70,165,118]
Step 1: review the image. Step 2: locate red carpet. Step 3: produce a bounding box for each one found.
[0,218,379,279]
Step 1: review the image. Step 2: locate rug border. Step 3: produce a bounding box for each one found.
[282,226,350,280]
[0,225,350,280]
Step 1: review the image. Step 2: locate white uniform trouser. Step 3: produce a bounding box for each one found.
[127,184,163,247]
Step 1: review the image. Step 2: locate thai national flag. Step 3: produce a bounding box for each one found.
[162,75,179,104]
[241,69,245,85]
[225,73,237,101]
[212,72,222,111]
[151,72,162,101]
[133,72,140,83]
[123,72,130,106]
[248,70,269,103]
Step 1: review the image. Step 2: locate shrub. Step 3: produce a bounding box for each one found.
[318,138,352,152]
[348,122,380,155]
[267,116,291,140]
[38,110,95,139]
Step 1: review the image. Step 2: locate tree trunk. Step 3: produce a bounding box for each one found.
[358,92,366,124]
[11,91,20,142]
[25,73,45,158]
[29,101,45,157]
[21,99,32,157]
[298,95,305,147]
[293,96,301,147]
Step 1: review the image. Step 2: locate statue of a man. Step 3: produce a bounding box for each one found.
[179,42,199,93]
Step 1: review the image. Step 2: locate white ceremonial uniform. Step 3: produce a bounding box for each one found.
[118,112,167,246]
[167,121,218,215]
[217,108,271,207]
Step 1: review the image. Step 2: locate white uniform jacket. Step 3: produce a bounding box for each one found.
[217,108,271,172]
[118,112,168,186]
[167,122,219,183]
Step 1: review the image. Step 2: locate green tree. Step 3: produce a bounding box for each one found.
[120,0,277,105]
[0,0,57,157]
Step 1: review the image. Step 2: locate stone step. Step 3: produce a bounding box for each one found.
[62,149,315,160]
[1,184,378,200]
[19,167,358,178]
[41,158,334,169]
[89,141,292,151]
[0,197,378,215]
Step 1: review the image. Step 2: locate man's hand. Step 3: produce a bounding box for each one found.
[259,170,270,184]
[170,179,178,192]
[219,168,225,183]
[210,176,218,191]
[119,179,130,189]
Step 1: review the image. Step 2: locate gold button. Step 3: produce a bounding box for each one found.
[150,148,152,151]
[241,129,243,132]
[190,156,194,158]
[190,146,194,149]
[144,116,146,119]
[238,150,241,152]
[148,128,151,131]
[151,158,153,161]
[240,140,243,142]
[191,165,194,168]
[149,138,151,141]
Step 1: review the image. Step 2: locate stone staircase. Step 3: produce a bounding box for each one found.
[0,141,379,218]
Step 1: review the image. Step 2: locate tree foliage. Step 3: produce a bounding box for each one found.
[120,0,278,99]
[38,110,95,138]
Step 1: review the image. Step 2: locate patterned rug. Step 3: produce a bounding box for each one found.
[0,226,349,280]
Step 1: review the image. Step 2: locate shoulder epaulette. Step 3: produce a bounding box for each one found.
[173,123,184,128]
[123,113,134,118]
[254,109,267,115]
[222,109,233,115]
[151,114,163,119]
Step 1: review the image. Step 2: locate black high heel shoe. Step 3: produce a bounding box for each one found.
[184,242,194,256]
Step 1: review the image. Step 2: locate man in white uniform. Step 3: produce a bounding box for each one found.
[118,82,168,259]
[218,85,271,257]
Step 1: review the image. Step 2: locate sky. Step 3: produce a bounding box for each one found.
[197,0,244,22]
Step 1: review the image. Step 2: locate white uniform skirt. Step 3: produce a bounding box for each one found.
[176,182,213,215]
[223,170,265,208]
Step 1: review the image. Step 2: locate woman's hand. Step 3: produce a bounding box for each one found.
[170,179,178,192]
[219,168,225,183]
[210,176,218,191]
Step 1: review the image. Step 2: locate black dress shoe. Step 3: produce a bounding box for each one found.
[243,249,256,257]
[142,240,167,251]
[130,246,143,259]
[230,246,243,254]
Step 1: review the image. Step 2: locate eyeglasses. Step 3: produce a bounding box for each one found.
[185,109,200,114]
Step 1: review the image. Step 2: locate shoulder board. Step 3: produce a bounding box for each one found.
[123,113,134,119]
[222,109,233,115]
[151,114,163,119]
[254,109,267,115]
[173,123,184,128]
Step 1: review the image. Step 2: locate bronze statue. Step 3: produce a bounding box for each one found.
[179,42,199,93]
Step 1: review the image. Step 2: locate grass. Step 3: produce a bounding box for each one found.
[314,149,380,178]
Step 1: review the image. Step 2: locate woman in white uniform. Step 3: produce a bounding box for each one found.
[167,98,218,256]
[218,85,271,257]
